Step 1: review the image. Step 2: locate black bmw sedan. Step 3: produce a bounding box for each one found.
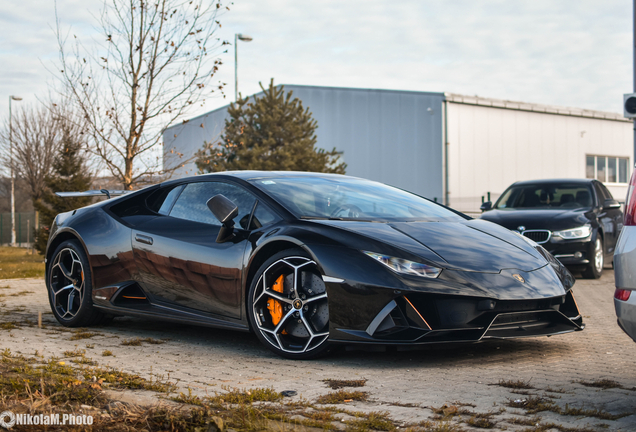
[480,179,623,279]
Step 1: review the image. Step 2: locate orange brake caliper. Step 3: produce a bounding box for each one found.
[267,275,285,326]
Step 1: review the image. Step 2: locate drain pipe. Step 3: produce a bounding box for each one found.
[443,98,450,206]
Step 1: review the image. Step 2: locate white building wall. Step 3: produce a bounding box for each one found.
[446,98,632,214]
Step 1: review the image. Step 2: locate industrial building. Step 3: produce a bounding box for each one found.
[163,85,632,214]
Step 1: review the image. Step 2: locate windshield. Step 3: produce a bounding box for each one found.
[495,183,594,210]
[249,176,464,222]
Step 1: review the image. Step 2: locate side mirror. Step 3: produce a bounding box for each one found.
[207,194,238,243]
[604,199,621,210]
[480,201,493,212]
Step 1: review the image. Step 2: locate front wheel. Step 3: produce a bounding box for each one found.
[247,249,331,359]
[582,236,603,279]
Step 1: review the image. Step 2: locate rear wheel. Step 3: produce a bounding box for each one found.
[247,249,331,359]
[582,236,603,279]
[47,240,110,327]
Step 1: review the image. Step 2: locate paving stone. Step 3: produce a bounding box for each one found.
[1,272,635,430]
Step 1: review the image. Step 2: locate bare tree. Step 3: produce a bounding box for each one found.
[55,0,229,190]
[0,104,64,203]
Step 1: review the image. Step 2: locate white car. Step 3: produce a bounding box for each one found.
[614,168,636,343]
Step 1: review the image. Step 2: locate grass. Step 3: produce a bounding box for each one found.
[208,386,283,405]
[72,357,98,366]
[431,404,463,418]
[121,337,166,346]
[1,342,627,432]
[0,322,18,330]
[466,415,496,428]
[63,348,86,357]
[0,347,224,430]
[322,378,367,389]
[576,379,633,390]
[0,246,45,279]
[69,329,99,340]
[495,379,535,390]
[507,395,632,420]
[345,411,394,431]
[316,390,369,404]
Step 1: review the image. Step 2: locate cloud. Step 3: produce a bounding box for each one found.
[0,0,631,123]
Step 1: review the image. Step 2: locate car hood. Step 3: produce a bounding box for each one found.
[311,219,547,273]
[480,208,591,231]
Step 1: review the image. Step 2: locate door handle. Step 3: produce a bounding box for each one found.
[135,234,153,245]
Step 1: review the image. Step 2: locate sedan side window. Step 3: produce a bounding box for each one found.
[599,183,614,200]
[592,182,609,205]
[170,182,257,227]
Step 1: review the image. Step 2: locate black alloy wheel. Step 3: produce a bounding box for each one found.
[47,240,110,327]
[247,248,331,359]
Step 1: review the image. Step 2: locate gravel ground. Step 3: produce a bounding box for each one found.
[1,270,635,431]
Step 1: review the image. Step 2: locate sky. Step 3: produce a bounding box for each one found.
[0,0,633,125]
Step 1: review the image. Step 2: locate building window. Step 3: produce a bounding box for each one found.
[586,155,630,184]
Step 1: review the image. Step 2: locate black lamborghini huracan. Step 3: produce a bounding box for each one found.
[46,171,584,359]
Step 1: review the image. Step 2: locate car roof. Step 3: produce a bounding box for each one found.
[511,178,595,187]
[160,171,362,187]
[203,171,357,180]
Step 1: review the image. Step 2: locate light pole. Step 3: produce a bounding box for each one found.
[9,95,22,247]
[235,33,253,101]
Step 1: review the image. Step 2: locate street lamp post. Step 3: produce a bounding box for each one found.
[9,95,22,247]
[234,33,253,101]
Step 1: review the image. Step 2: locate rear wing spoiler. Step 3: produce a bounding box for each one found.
[55,189,130,199]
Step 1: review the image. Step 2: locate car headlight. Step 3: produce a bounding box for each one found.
[363,251,441,278]
[552,225,592,240]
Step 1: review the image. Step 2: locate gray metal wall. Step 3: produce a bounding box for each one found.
[163,105,231,177]
[163,85,445,200]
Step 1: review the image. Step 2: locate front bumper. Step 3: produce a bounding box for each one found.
[543,236,594,269]
[327,287,584,345]
[310,243,583,346]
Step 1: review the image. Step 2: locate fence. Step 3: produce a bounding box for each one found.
[0,212,38,246]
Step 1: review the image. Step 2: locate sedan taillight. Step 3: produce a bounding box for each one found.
[625,167,636,226]
[615,288,632,301]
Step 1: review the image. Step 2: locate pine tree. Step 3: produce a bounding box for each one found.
[33,127,93,254]
[195,79,346,174]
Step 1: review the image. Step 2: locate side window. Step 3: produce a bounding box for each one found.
[145,184,184,214]
[592,182,608,205]
[169,182,257,227]
[599,183,614,201]
[158,185,184,215]
[250,202,281,229]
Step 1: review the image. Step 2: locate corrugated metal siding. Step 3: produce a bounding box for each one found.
[163,106,231,177]
[163,86,445,201]
[286,86,444,200]
[447,102,633,213]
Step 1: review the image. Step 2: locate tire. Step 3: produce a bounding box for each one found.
[47,240,110,327]
[582,235,603,279]
[247,248,331,359]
